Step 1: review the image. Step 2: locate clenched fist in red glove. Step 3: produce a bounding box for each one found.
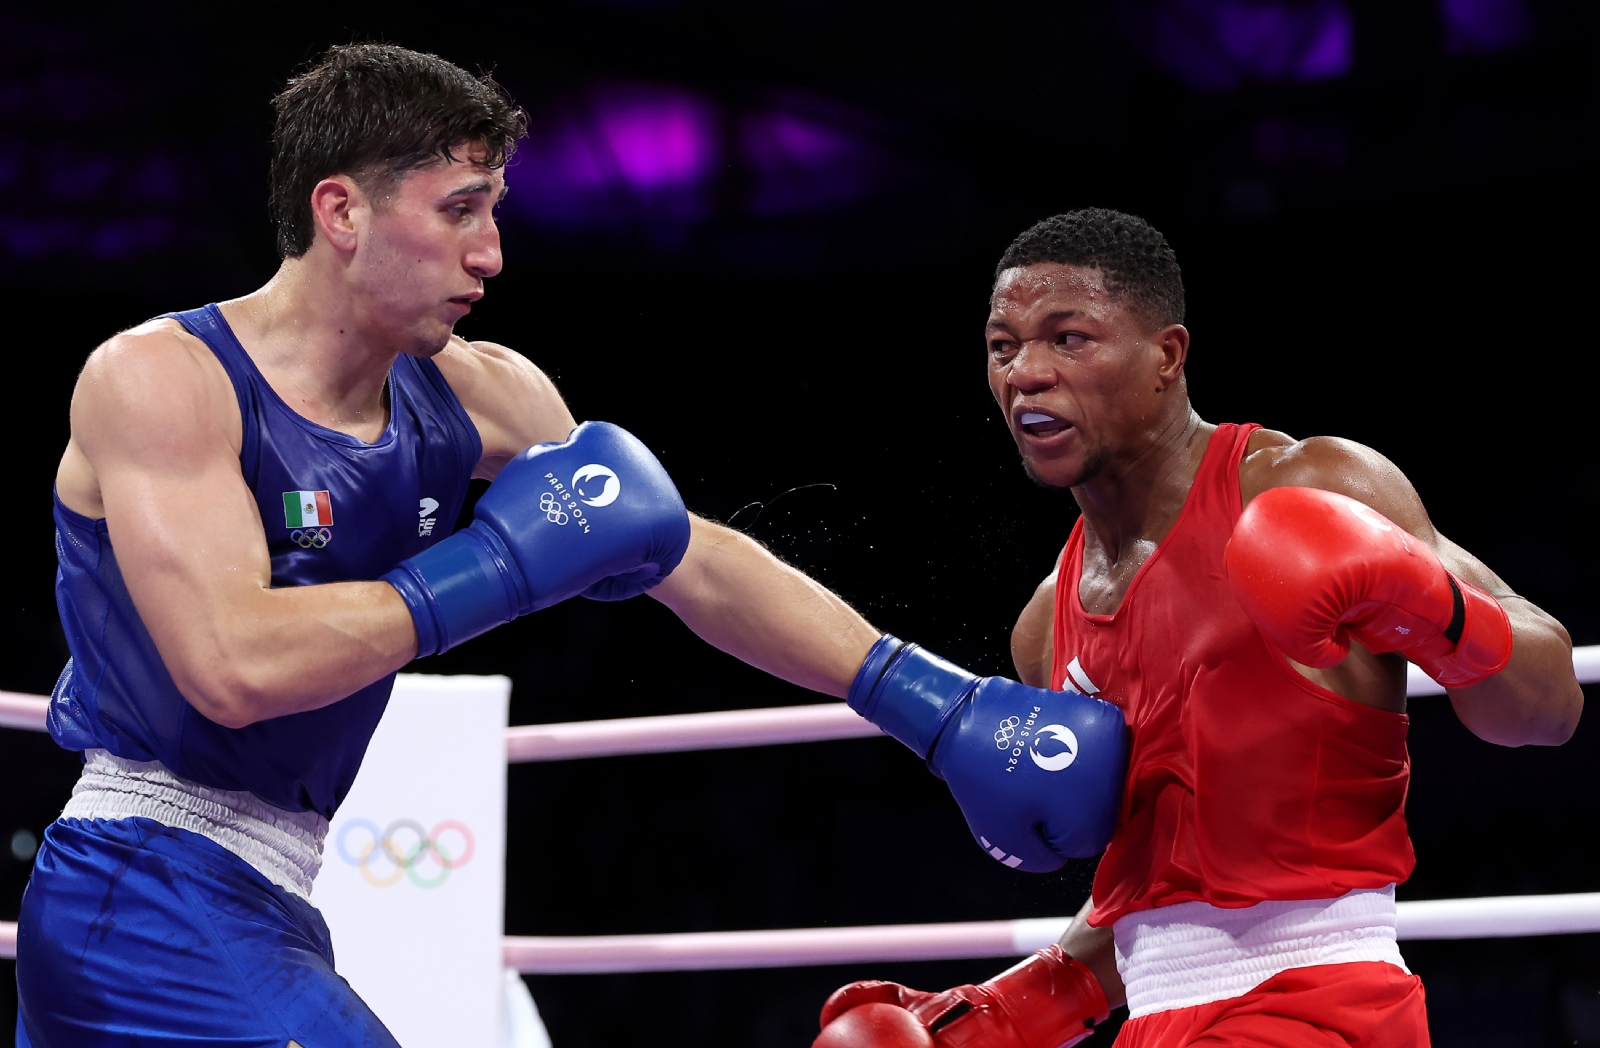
[813,946,1109,1048]
[1225,486,1513,688]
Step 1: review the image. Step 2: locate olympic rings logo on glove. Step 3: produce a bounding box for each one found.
[335,818,476,889]
[290,527,333,549]
[538,491,569,526]
[994,716,1021,749]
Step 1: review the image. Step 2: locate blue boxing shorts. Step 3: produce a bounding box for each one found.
[15,817,399,1048]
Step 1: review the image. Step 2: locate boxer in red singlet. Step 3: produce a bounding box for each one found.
[814,210,1582,1048]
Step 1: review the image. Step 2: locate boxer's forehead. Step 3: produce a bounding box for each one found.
[394,141,506,199]
[988,263,1117,328]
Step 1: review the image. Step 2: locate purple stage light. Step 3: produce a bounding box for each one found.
[1440,0,1532,55]
[1292,5,1352,79]
[592,89,716,191]
[741,100,885,216]
[506,84,718,230]
[507,84,892,236]
[1125,0,1353,93]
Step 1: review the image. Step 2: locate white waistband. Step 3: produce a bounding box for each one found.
[1112,885,1409,1018]
[61,749,327,899]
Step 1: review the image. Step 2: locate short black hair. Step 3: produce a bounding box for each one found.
[269,43,527,258]
[995,209,1185,328]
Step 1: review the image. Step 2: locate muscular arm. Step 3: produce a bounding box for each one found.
[1011,555,1061,687]
[432,337,576,474]
[1241,433,1582,747]
[650,517,880,696]
[61,323,417,729]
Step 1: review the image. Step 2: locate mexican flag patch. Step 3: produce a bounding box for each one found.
[283,490,333,528]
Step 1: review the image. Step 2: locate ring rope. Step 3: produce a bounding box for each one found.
[3,646,1598,758]
[6,892,1600,970]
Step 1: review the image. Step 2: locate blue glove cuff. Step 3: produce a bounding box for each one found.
[847,634,982,759]
[382,564,445,657]
[382,524,532,656]
[846,634,905,715]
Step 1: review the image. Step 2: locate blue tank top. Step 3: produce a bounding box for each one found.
[50,304,481,816]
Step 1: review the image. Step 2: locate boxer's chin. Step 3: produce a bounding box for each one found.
[1021,448,1103,490]
[403,323,456,359]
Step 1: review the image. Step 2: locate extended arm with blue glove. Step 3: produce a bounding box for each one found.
[849,635,1128,870]
[383,421,691,656]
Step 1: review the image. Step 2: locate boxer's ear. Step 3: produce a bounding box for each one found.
[1153,324,1190,390]
[307,176,361,255]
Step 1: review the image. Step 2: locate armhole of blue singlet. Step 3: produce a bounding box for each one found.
[403,354,484,511]
[161,305,262,487]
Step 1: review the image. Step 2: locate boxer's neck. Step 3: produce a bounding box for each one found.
[1071,408,1210,565]
[218,260,399,443]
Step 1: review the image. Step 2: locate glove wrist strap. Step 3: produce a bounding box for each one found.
[382,525,527,656]
[1413,575,1513,688]
[847,635,980,759]
[991,947,1111,1048]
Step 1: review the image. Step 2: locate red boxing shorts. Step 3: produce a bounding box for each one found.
[1115,962,1429,1048]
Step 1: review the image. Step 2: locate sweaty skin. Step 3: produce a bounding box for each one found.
[989,262,1584,1008]
[56,144,878,730]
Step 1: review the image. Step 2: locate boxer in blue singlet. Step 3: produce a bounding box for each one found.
[16,43,885,1047]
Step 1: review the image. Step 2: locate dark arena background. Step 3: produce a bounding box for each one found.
[2,2,1598,1045]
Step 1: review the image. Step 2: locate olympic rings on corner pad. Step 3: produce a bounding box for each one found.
[335,817,477,889]
[289,527,333,549]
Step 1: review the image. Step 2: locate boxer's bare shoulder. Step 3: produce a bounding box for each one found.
[432,336,576,479]
[57,318,241,520]
[1239,428,1434,540]
[1012,550,1065,688]
[1240,428,1468,710]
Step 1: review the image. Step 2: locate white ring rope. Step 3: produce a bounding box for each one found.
[2,646,1598,758]
[0,692,48,732]
[494,893,1600,973]
[7,893,1600,969]
[504,702,878,761]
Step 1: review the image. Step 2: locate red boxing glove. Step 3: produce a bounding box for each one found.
[1225,486,1512,688]
[813,946,1109,1048]
[814,1004,935,1048]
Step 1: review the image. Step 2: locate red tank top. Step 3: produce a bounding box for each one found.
[1051,423,1415,928]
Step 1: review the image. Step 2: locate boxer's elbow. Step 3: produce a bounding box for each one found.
[1453,680,1583,747]
[196,700,263,731]
[1531,683,1584,746]
[176,666,274,729]
[168,642,285,729]
[1453,612,1585,746]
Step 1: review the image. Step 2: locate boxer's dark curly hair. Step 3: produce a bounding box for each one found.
[996,209,1186,328]
[269,43,527,258]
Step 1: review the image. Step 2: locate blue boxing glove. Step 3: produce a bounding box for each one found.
[383,421,690,655]
[849,635,1128,871]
